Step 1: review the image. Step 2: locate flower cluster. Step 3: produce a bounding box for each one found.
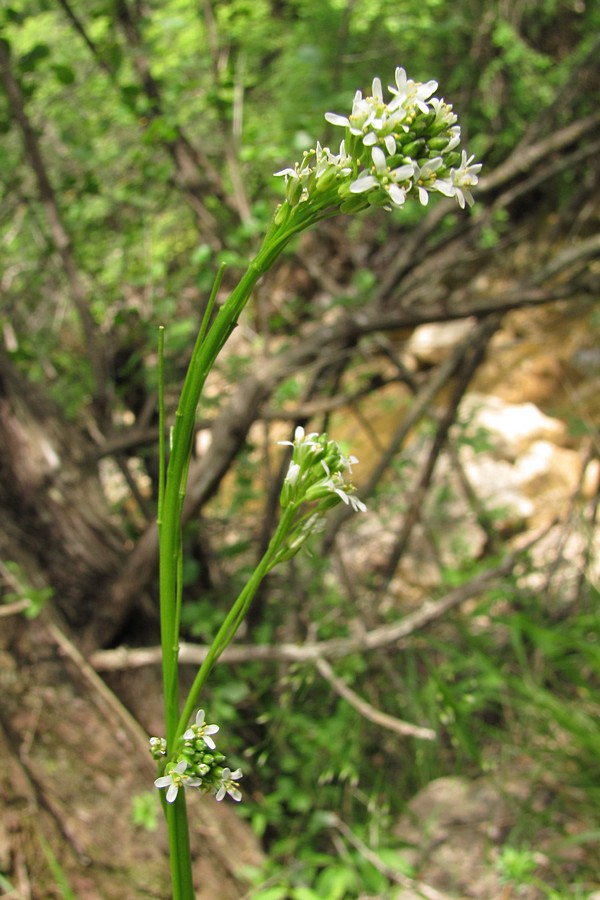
[151,709,243,804]
[275,66,481,215]
[272,427,366,564]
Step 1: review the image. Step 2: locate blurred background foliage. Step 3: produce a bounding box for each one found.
[1,1,600,897]
[2,0,598,404]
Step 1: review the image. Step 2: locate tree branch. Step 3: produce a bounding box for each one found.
[315,657,436,741]
[0,41,109,423]
[380,315,501,588]
[93,536,544,671]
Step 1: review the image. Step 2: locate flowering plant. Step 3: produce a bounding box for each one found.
[153,66,479,899]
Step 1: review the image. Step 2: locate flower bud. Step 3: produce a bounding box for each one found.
[401,138,426,157]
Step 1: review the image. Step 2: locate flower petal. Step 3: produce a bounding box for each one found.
[154,775,172,789]
[325,112,350,127]
[349,174,378,194]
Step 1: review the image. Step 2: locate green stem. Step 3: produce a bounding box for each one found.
[158,213,311,750]
[157,202,327,900]
[157,326,166,526]
[175,505,297,743]
[164,795,194,900]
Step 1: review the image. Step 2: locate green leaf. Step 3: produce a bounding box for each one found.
[52,63,75,85]
[19,43,51,72]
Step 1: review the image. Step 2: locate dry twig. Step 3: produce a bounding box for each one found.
[314,657,436,741]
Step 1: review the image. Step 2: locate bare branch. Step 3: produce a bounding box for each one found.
[326,812,452,899]
[0,41,109,422]
[479,111,600,194]
[315,657,436,741]
[92,536,544,672]
[114,0,239,240]
[0,599,30,618]
[380,315,501,588]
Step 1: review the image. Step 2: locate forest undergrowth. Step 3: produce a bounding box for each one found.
[1,1,600,897]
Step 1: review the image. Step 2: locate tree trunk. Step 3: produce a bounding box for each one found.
[0,350,129,648]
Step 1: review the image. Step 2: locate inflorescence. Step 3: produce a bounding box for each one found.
[275,66,481,215]
[151,709,243,804]
[271,426,366,566]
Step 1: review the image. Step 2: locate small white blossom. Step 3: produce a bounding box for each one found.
[351,146,413,208]
[320,463,366,512]
[412,157,444,205]
[450,151,483,209]
[154,760,202,803]
[388,66,438,114]
[285,462,301,486]
[328,478,366,512]
[215,767,244,802]
[149,736,167,758]
[325,88,376,135]
[183,709,220,750]
[429,97,458,129]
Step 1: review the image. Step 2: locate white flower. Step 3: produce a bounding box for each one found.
[183,709,219,750]
[285,462,301,486]
[325,88,375,135]
[154,760,202,803]
[388,66,438,114]
[215,767,244,802]
[350,146,414,208]
[149,736,167,757]
[429,97,458,129]
[412,157,444,205]
[450,151,483,209]
[329,479,366,512]
[320,463,366,512]
[349,145,387,193]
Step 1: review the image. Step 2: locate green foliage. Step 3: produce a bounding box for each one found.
[1,0,595,416]
[38,832,77,900]
[214,538,600,893]
[2,1,598,894]
[496,844,539,886]
[131,791,161,832]
[1,561,53,618]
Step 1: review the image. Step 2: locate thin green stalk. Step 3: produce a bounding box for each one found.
[158,326,166,527]
[157,207,331,897]
[157,230,299,900]
[175,505,297,743]
[159,223,296,750]
[197,262,225,346]
[164,795,194,900]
